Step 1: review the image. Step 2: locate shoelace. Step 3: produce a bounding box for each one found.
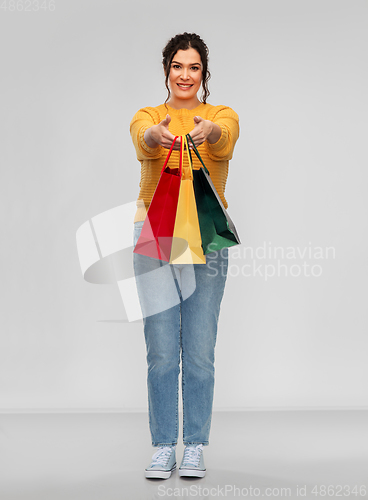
[182,444,203,466]
[150,446,175,467]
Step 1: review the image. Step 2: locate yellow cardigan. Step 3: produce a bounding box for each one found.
[130,102,240,223]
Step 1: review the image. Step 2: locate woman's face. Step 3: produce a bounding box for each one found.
[168,48,203,103]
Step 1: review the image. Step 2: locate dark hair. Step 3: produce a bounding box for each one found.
[162,32,211,105]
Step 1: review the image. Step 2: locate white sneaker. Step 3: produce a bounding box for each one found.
[145,446,176,479]
[179,444,206,477]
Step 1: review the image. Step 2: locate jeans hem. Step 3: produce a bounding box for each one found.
[152,442,177,447]
[183,441,209,446]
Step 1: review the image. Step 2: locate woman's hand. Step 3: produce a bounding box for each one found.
[144,115,181,150]
[188,116,222,147]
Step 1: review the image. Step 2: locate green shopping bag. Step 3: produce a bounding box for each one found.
[187,133,241,254]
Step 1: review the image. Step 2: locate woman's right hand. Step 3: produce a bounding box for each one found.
[144,115,181,150]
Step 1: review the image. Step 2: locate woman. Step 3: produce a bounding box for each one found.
[130,32,239,479]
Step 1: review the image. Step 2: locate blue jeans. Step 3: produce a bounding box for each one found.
[133,221,228,447]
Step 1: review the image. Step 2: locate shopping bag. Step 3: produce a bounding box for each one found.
[187,133,241,254]
[133,136,181,261]
[169,135,206,264]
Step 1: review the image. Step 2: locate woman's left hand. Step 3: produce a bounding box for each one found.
[188,116,222,147]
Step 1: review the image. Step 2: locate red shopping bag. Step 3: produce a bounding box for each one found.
[133,136,182,261]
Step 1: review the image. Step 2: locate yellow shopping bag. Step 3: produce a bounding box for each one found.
[169,135,206,264]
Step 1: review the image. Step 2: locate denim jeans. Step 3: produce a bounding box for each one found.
[133,220,228,447]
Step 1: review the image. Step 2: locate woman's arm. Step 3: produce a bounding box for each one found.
[130,108,164,160]
[144,115,181,150]
[189,106,240,161]
[189,116,222,145]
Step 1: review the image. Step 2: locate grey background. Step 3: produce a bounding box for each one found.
[1,0,367,412]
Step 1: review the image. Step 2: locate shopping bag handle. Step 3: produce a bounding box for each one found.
[184,135,193,175]
[186,133,210,175]
[160,136,180,175]
[179,135,183,176]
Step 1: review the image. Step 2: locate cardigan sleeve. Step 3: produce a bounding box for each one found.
[203,106,240,161]
[129,107,164,161]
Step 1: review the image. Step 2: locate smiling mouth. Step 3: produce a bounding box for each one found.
[177,84,193,89]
